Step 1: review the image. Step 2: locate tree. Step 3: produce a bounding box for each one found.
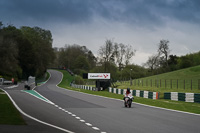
[177,56,192,69]
[0,26,21,78]
[20,26,55,77]
[158,39,170,67]
[0,22,55,79]
[17,36,37,78]
[55,44,96,74]
[0,21,3,29]
[99,39,114,62]
[98,39,136,71]
[168,55,178,71]
[114,43,125,71]
[87,50,96,68]
[124,45,136,66]
[145,54,160,72]
[98,39,115,72]
[74,55,90,71]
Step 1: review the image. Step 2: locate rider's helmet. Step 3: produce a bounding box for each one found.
[127,88,130,93]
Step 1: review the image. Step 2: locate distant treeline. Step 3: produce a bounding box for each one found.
[1,21,200,81]
[53,41,200,82]
[176,52,200,69]
[157,52,200,74]
[0,22,55,80]
[53,44,96,75]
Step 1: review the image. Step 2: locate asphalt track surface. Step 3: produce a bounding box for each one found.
[2,69,200,133]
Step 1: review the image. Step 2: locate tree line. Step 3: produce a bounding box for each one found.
[53,38,200,83]
[145,39,200,75]
[0,22,55,80]
[1,21,199,82]
[53,39,138,82]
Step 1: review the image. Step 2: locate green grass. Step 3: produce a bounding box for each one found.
[116,65,200,95]
[57,70,74,88]
[57,69,200,114]
[0,92,26,125]
[36,72,50,85]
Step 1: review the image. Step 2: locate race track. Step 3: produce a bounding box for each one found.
[4,70,200,133]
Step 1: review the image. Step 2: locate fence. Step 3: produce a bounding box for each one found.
[117,79,200,90]
[109,87,159,99]
[164,92,200,103]
[71,84,100,91]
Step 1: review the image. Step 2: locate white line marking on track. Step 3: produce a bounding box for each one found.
[54,70,200,133]
[75,117,80,119]
[92,127,100,130]
[1,89,75,133]
[68,112,72,115]
[50,70,110,132]
[57,80,200,117]
[33,90,55,105]
[80,120,85,122]
[21,90,54,105]
[85,123,92,126]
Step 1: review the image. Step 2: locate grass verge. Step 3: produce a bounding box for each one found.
[0,90,26,125]
[57,69,200,114]
[116,65,200,94]
[36,71,50,85]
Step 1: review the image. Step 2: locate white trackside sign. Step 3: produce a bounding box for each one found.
[88,73,110,79]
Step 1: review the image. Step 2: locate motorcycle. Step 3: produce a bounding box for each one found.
[124,96,133,108]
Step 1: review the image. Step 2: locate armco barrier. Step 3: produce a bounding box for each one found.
[71,84,98,91]
[109,87,159,99]
[164,92,200,103]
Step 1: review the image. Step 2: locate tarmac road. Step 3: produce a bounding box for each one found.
[2,69,200,133]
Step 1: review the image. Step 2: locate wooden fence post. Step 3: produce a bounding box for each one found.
[184,80,185,90]
[199,79,200,90]
[146,79,147,87]
[171,79,172,89]
[160,79,161,88]
[177,79,178,89]
[142,79,143,86]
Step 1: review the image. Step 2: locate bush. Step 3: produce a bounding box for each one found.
[75,75,85,85]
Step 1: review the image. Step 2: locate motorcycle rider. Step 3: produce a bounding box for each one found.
[123,88,133,102]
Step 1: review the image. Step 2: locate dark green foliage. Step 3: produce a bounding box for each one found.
[54,44,96,75]
[74,55,90,71]
[0,26,21,79]
[75,75,85,85]
[168,55,178,71]
[0,22,55,79]
[20,26,55,78]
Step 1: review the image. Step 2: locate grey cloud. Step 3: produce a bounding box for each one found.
[91,0,200,26]
[0,0,200,27]
[0,0,93,24]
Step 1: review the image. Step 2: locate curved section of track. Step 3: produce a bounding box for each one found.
[4,70,200,133]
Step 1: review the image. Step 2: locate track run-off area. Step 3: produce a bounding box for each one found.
[2,70,200,133]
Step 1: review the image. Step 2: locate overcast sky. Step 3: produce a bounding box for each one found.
[1,0,200,65]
